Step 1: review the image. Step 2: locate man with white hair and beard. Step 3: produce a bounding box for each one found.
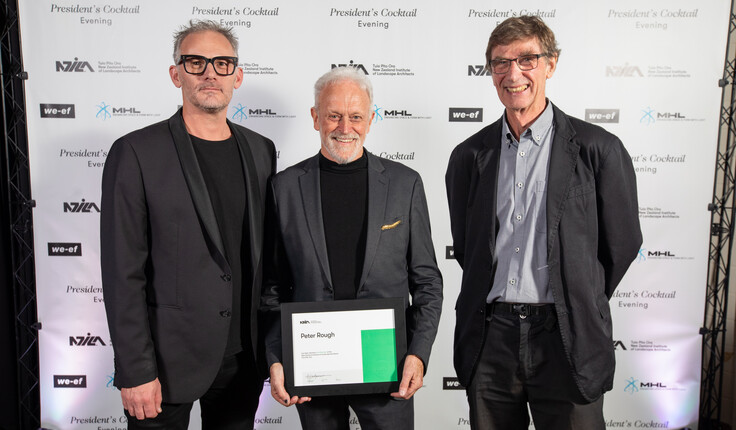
[261,66,443,430]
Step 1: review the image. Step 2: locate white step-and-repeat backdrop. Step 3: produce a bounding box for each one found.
[17,0,730,428]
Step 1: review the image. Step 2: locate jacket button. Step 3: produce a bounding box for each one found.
[221,274,232,282]
[220,310,231,318]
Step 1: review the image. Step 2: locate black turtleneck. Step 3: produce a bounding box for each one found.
[319,152,368,300]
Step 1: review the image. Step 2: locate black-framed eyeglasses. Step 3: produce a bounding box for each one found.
[488,54,547,74]
[177,55,239,76]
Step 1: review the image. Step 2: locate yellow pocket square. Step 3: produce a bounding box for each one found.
[381,220,401,230]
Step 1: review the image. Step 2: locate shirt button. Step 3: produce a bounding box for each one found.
[535,135,541,141]
[517,182,524,189]
[519,151,526,157]
[509,279,516,285]
[515,247,520,253]
[515,214,522,221]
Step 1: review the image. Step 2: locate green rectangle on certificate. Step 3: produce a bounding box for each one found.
[361,329,398,383]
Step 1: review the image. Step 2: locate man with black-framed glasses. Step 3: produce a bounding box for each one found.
[446,15,641,429]
[101,19,275,429]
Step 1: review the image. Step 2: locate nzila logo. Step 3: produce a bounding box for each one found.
[56,58,94,72]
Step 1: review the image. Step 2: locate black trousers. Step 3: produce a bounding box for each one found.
[296,394,413,430]
[125,352,264,430]
[466,304,605,430]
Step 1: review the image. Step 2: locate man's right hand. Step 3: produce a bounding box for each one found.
[269,363,311,406]
[121,378,163,420]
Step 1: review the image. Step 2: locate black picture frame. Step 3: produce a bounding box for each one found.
[280,298,407,397]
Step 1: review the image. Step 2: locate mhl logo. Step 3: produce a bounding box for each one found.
[331,60,369,75]
[249,108,276,115]
[69,333,106,346]
[468,65,491,76]
[113,107,141,114]
[384,110,412,117]
[56,58,94,72]
[54,375,87,388]
[442,377,465,390]
[657,112,685,119]
[449,108,483,122]
[40,104,75,118]
[605,64,643,77]
[63,200,100,213]
[648,250,675,257]
[48,242,82,256]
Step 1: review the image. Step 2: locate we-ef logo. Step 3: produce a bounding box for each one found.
[54,375,87,388]
[48,242,82,256]
[585,109,619,124]
[445,246,455,260]
[467,65,491,76]
[331,60,369,75]
[69,333,106,346]
[449,108,483,122]
[605,64,642,77]
[56,58,94,72]
[40,104,75,118]
[442,377,464,390]
[63,200,100,213]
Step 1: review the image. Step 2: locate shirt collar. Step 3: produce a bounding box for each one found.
[501,100,554,147]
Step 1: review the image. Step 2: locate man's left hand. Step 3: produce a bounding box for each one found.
[390,354,424,399]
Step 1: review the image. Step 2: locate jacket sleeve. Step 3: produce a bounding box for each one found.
[260,179,293,368]
[100,138,158,388]
[596,137,643,298]
[405,175,443,370]
[445,145,472,268]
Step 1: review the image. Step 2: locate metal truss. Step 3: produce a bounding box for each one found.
[701,3,736,428]
[1,0,40,428]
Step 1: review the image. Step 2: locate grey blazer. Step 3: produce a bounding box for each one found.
[101,110,276,402]
[261,151,443,371]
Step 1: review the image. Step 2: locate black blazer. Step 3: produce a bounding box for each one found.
[101,110,276,403]
[261,152,443,370]
[446,104,642,401]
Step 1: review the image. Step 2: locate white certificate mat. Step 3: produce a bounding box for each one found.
[281,298,407,396]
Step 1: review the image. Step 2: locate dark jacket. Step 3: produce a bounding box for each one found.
[101,110,276,402]
[261,151,443,370]
[445,104,642,401]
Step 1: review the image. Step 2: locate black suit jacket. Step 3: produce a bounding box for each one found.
[261,152,443,370]
[101,110,276,403]
[446,104,642,401]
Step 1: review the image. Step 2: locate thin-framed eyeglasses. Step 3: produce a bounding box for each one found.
[178,55,239,76]
[488,54,548,74]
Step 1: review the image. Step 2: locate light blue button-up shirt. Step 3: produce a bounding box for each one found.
[487,102,554,304]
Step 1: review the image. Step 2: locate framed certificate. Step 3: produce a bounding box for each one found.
[280,298,407,397]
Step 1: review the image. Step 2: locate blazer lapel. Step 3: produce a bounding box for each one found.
[358,153,388,291]
[168,111,227,266]
[546,104,580,256]
[230,120,263,272]
[299,156,333,290]
[477,119,503,255]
